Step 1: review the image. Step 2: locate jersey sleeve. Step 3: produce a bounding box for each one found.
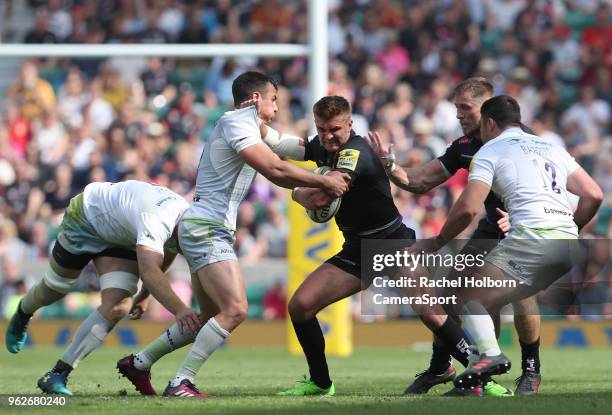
[304,135,324,162]
[559,148,581,176]
[222,107,262,153]
[136,212,174,254]
[437,140,461,175]
[468,148,496,186]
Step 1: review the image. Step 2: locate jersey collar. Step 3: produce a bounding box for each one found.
[483,126,525,147]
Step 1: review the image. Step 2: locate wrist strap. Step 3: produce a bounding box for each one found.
[383,152,397,175]
[291,187,302,202]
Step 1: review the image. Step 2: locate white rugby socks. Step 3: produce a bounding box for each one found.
[61,309,115,367]
[171,317,229,386]
[460,301,501,357]
[21,281,61,314]
[133,323,197,370]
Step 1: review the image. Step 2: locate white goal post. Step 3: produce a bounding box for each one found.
[0,1,328,118]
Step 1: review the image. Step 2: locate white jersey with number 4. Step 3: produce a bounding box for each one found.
[83,180,188,253]
[185,106,262,230]
[469,127,580,237]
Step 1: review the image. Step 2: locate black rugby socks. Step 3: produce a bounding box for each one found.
[428,340,452,374]
[292,317,332,389]
[433,318,471,367]
[520,337,541,373]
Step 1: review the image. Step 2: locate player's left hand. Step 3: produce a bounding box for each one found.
[366,131,395,166]
[239,96,260,110]
[239,95,266,124]
[496,208,510,236]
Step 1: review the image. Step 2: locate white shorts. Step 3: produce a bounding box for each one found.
[179,218,237,273]
[485,228,580,289]
[56,193,135,258]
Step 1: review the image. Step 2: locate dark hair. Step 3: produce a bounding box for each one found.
[313,95,351,120]
[232,71,277,105]
[453,77,494,99]
[480,95,521,129]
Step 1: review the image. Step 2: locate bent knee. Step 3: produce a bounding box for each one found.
[220,301,248,325]
[288,295,317,321]
[100,297,132,322]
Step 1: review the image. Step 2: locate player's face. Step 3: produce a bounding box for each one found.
[255,83,278,123]
[315,113,353,153]
[454,92,489,137]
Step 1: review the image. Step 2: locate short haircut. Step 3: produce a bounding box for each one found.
[313,96,351,120]
[232,71,277,105]
[481,95,522,128]
[453,77,494,99]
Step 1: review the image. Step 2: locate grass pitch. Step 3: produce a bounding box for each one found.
[1,346,610,415]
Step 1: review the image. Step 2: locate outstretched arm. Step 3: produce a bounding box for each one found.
[366,131,449,193]
[240,143,349,197]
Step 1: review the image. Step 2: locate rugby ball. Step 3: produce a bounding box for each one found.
[306,166,342,223]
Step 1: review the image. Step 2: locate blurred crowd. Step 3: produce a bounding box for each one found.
[0,0,609,320]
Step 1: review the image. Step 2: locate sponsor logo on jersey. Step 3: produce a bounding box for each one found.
[544,207,573,216]
[336,149,360,171]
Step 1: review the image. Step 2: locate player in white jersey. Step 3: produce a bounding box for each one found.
[5,180,197,396]
[116,71,349,398]
[408,95,603,390]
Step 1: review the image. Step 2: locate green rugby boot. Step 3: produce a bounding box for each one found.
[484,378,514,396]
[277,378,335,396]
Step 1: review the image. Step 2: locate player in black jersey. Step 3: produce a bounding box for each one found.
[368,77,542,396]
[253,96,473,396]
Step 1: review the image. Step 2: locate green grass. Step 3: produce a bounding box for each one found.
[1,347,611,415]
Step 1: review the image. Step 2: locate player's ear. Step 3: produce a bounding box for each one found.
[488,117,498,131]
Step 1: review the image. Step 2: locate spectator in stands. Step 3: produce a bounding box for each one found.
[257,202,288,259]
[24,11,56,44]
[0,257,28,319]
[262,282,287,320]
[8,61,56,122]
[57,68,90,130]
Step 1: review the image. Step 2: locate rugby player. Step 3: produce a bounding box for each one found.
[368,77,542,396]
[410,95,602,390]
[116,71,349,398]
[274,96,477,396]
[5,180,197,396]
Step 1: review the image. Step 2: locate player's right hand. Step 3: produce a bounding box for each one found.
[323,171,350,197]
[496,208,511,236]
[176,306,201,334]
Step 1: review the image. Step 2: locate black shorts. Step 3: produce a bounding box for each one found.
[52,240,137,270]
[326,223,416,280]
